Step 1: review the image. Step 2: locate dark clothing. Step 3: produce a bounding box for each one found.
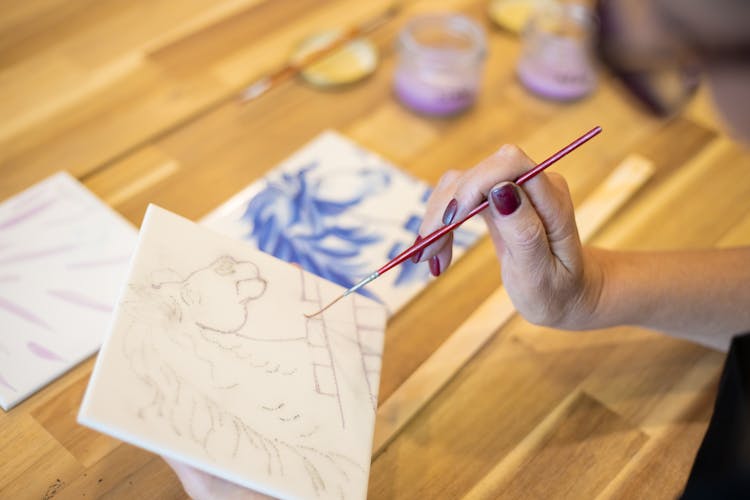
[682,333,750,499]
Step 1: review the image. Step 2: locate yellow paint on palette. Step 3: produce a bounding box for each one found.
[290,30,378,87]
[487,0,556,34]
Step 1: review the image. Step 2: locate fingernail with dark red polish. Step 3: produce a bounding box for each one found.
[429,256,441,277]
[411,235,424,263]
[442,198,458,225]
[491,184,521,215]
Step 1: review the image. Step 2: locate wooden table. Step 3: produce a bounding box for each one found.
[2,1,749,498]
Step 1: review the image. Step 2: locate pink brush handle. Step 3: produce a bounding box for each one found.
[378,125,602,275]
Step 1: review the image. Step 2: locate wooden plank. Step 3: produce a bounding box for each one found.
[579,338,722,437]
[717,211,750,248]
[376,238,500,401]
[347,101,444,165]
[372,155,655,456]
[52,444,165,500]
[460,388,580,499]
[463,392,648,500]
[367,331,608,499]
[30,373,120,468]
[0,0,261,142]
[595,137,750,250]
[596,389,717,500]
[91,455,186,500]
[0,413,83,499]
[0,59,226,198]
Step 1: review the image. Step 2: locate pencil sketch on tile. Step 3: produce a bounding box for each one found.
[201,130,486,315]
[79,205,386,500]
[0,172,136,410]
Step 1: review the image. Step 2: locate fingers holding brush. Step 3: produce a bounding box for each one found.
[308,128,601,318]
[416,144,539,275]
[415,141,596,327]
[413,170,461,274]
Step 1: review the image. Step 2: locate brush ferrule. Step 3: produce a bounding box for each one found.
[346,271,380,296]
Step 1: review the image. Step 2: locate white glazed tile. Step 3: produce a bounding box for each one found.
[79,205,386,500]
[0,172,137,410]
[201,130,486,315]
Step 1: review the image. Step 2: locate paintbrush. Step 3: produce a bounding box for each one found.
[305,125,603,318]
[239,3,402,102]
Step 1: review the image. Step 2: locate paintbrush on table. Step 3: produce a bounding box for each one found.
[305,125,603,318]
[239,3,402,102]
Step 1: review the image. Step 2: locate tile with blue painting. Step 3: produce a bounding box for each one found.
[201,130,486,315]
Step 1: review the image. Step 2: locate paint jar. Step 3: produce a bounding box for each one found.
[516,3,597,101]
[393,14,487,116]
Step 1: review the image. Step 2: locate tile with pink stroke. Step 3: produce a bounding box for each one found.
[0,172,137,410]
[79,205,387,500]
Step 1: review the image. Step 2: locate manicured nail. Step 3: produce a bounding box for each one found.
[411,235,424,263]
[429,256,441,277]
[442,198,458,225]
[490,184,521,215]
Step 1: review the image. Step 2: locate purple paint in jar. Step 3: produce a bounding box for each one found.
[394,14,487,116]
[517,3,597,101]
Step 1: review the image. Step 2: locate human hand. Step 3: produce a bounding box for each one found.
[164,457,274,500]
[415,144,604,329]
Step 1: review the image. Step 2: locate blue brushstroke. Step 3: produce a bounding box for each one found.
[241,162,386,300]
[241,161,481,301]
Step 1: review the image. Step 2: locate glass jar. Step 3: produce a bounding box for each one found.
[516,3,597,101]
[394,14,487,116]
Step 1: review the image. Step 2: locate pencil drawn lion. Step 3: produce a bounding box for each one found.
[120,255,366,499]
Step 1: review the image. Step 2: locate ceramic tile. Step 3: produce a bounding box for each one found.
[79,205,386,500]
[0,172,137,410]
[201,130,486,315]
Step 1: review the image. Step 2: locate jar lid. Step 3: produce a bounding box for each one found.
[290,30,378,88]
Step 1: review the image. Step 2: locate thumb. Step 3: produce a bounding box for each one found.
[487,182,552,271]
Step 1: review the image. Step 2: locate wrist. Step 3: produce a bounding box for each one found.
[576,246,612,330]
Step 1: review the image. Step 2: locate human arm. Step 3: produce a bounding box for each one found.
[416,144,750,351]
[590,247,750,350]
